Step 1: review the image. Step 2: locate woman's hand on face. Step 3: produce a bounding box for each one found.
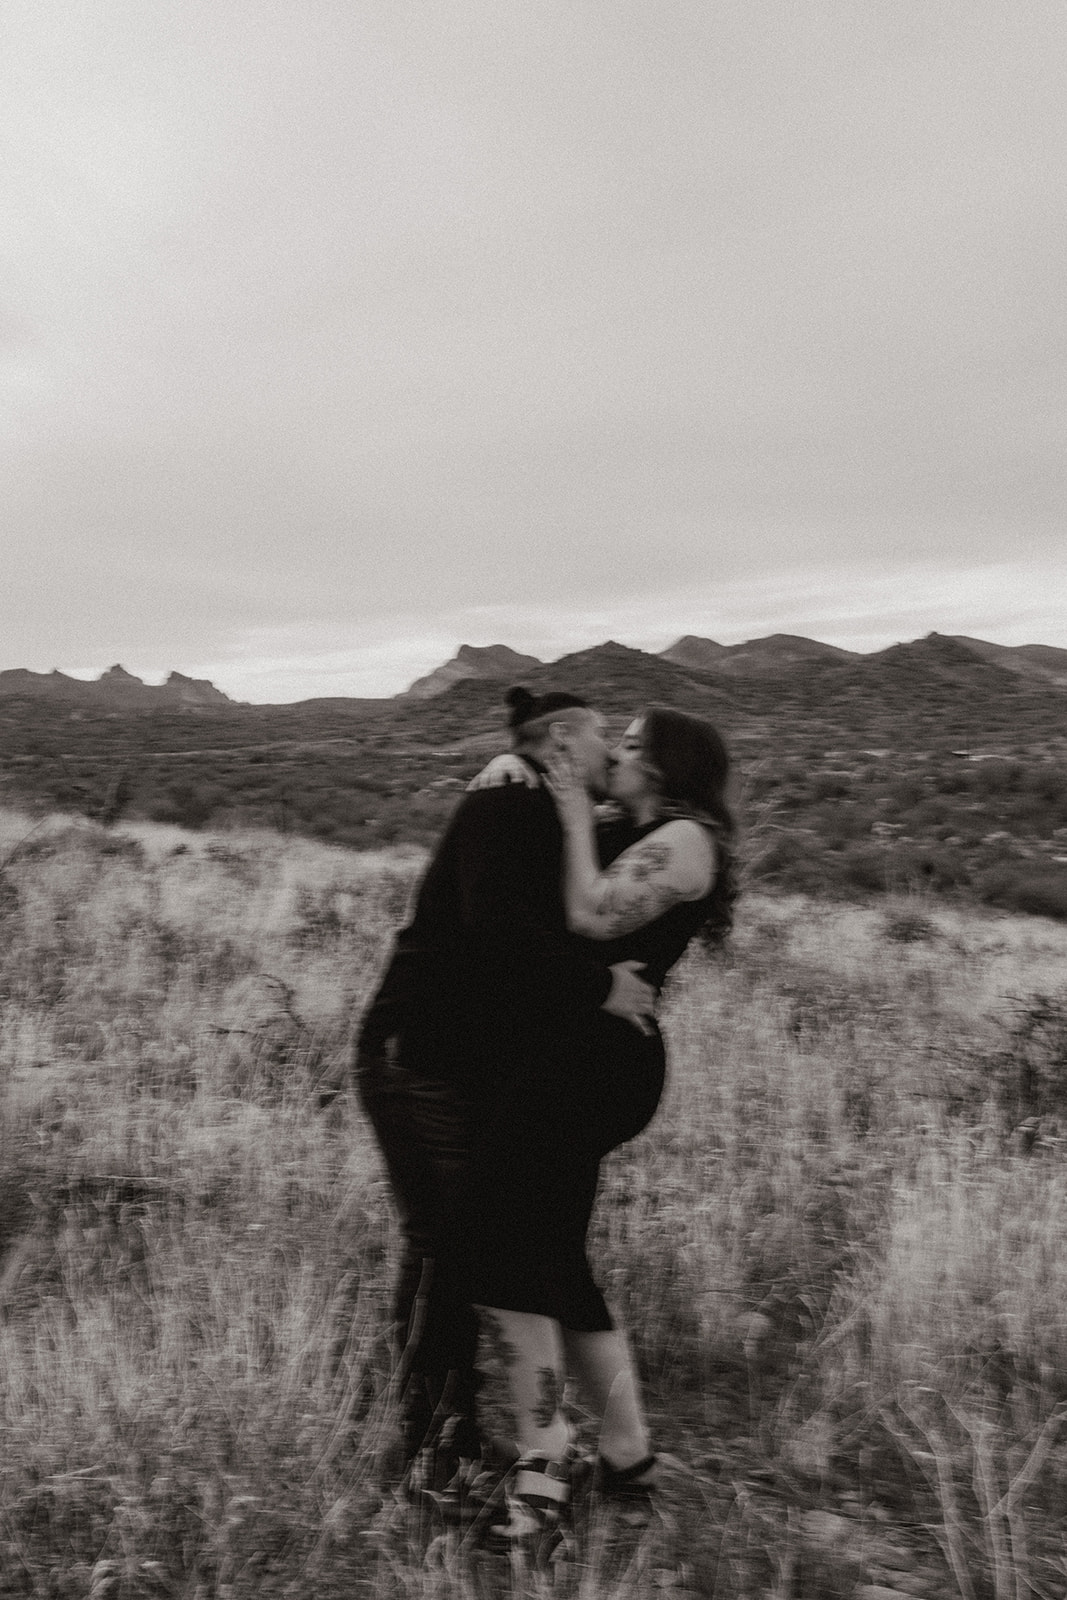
[544,752,593,827]
[467,753,538,791]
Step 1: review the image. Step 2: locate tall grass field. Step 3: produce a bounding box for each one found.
[1,808,1066,1598]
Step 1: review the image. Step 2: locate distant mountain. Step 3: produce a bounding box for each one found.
[659,636,729,671]
[946,636,1067,688]
[406,633,861,703]
[403,642,543,699]
[381,640,722,738]
[518,641,723,717]
[0,665,235,710]
[866,633,1034,691]
[392,629,1067,730]
[660,630,1067,687]
[0,669,88,702]
[4,632,1065,725]
[662,633,858,675]
[159,671,235,708]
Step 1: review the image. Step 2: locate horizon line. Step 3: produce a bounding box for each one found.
[2,625,1063,706]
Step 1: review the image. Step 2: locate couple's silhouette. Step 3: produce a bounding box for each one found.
[356,686,736,1558]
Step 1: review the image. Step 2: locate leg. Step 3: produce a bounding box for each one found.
[478,1307,574,1557]
[562,1326,652,1472]
[357,1048,481,1468]
[479,1308,570,1461]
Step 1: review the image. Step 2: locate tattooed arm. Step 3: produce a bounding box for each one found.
[560,821,715,939]
[543,757,715,939]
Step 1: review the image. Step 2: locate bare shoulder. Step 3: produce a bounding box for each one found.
[635,819,717,895]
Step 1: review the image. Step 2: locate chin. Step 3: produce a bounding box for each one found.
[608,785,642,817]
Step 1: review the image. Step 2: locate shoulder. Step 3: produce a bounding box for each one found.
[632,819,716,895]
[444,780,554,843]
[458,781,547,818]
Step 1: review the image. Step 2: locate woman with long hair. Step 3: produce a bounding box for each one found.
[465,700,737,1559]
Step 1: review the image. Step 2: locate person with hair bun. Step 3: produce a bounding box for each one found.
[353,686,658,1505]
[463,701,736,1558]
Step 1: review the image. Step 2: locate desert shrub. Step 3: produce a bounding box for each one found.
[990,991,1067,1131]
[290,885,353,949]
[151,781,222,830]
[978,864,1067,921]
[93,830,145,864]
[881,908,939,944]
[746,827,802,879]
[836,842,890,893]
[811,772,852,802]
[813,801,871,848]
[886,775,925,809]
[979,757,1027,794]
[746,827,826,893]
[896,842,970,892]
[901,794,952,829]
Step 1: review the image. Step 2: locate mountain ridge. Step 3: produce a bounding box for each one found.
[2,632,1065,712]
[401,642,543,700]
[943,635,1067,687]
[394,630,1067,705]
[0,665,236,710]
[661,633,860,676]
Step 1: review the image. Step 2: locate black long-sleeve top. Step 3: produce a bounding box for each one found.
[357,774,615,1088]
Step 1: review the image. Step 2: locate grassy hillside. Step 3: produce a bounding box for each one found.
[2,811,1067,1596]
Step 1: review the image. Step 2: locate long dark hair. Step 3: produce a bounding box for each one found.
[640,705,739,944]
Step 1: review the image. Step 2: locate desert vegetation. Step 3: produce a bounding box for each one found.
[2,638,1066,918]
[2,808,1067,1597]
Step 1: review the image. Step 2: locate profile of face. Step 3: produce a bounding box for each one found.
[605,718,659,809]
[554,709,611,795]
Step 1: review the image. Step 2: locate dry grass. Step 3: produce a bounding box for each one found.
[2,809,1067,1597]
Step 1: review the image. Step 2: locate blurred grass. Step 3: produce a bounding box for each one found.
[2,809,1067,1597]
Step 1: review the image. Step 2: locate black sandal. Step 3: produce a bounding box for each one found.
[597,1453,660,1500]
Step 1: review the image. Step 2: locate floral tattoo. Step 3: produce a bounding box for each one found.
[481,1309,518,1373]
[533,1366,561,1429]
[591,841,685,936]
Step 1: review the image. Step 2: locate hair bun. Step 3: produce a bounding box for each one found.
[506,686,589,731]
[505,686,536,727]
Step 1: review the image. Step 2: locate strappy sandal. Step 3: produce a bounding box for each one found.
[596,1452,661,1502]
[483,1453,573,1565]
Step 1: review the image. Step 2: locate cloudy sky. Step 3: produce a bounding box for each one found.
[3,0,1064,701]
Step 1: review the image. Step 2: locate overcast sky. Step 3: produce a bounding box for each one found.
[3,0,1065,701]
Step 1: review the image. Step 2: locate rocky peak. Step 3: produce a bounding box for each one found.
[162,671,234,706]
[660,635,728,670]
[404,642,543,699]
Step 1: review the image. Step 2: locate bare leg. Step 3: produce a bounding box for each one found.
[561,1326,652,1469]
[479,1308,571,1461]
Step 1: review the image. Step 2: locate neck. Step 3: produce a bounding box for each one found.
[630,797,660,827]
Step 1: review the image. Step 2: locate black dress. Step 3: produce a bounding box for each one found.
[355,778,618,1458]
[465,817,721,1331]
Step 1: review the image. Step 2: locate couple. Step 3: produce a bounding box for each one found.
[355,686,736,1554]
